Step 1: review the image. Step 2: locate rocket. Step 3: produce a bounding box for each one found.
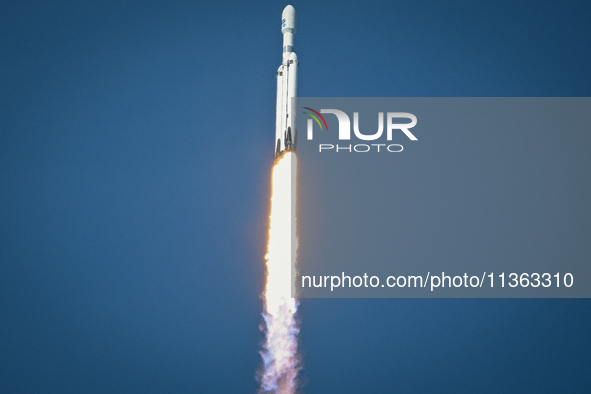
[274,5,298,159]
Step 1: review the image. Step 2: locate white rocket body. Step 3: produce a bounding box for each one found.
[274,5,298,159]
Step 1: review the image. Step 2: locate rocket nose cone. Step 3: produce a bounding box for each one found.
[282,5,295,18]
[281,5,296,33]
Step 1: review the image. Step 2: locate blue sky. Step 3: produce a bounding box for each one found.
[1,1,590,393]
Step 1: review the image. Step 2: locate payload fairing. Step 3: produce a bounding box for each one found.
[274,5,298,159]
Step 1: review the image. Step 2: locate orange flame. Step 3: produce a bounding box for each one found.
[260,152,300,393]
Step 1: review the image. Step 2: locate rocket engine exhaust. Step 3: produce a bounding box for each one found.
[260,152,299,393]
[259,6,300,394]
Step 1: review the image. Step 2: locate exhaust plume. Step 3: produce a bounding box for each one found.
[259,152,300,393]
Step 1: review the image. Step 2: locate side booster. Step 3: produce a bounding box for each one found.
[274,5,298,159]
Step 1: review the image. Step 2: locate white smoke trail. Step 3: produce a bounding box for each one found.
[260,152,300,394]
